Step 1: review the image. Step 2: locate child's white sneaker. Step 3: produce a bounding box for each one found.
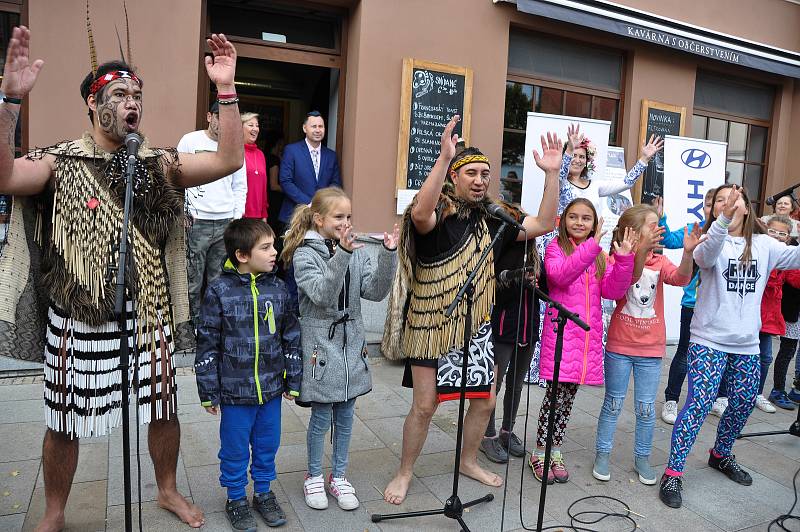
[328,474,359,510]
[755,394,776,413]
[710,397,728,417]
[304,473,328,510]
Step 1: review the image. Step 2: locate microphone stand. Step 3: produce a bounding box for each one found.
[114,148,137,532]
[531,286,589,532]
[372,221,510,531]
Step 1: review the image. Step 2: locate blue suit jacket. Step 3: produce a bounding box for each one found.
[278,140,342,222]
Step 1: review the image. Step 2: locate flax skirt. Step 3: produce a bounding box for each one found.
[43,304,178,438]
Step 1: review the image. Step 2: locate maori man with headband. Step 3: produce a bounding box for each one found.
[0,26,243,530]
[382,116,563,504]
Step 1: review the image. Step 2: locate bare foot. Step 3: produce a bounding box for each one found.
[460,461,503,487]
[384,472,412,505]
[157,489,205,528]
[34,513,65,532]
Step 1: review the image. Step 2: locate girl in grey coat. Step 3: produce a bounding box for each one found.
[281,187,398,511]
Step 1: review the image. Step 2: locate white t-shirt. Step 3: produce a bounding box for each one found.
[177,130,247,220]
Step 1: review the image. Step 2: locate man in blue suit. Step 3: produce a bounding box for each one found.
[278,111,342,224]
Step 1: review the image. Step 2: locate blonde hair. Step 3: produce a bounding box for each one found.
[281,187,350,265]
[241,112,259,123]
[557,198,606,279]
[611,204,658,256]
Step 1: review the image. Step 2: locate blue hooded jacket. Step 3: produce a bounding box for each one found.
[195,259,302,406]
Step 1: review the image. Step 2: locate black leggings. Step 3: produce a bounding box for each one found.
[773,336,798,392]
[485,342,534,437]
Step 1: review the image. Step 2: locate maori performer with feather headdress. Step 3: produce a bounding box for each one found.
[382,115,564,504]
[0,16,242,531]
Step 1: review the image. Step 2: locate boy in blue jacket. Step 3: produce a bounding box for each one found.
[195,218,302,531]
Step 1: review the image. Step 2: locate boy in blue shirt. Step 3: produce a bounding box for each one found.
[195,219,302,530]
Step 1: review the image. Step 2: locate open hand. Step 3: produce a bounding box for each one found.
[613,226,637,256]
[641,134,665,161]
[638,225,665,253]
[683,223,704,253]
[0,26,43,99]
[339,225,364,252]
[205,33,237,89]
[650,196,664,218]
[439,115,460,162]
[593,216,606,243]
[566,123,584,154]
[533,132,564,173]
[384,223,400,250]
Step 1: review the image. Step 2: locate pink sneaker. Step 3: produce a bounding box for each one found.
[328,474,359,510]
[550,453,569,483]
[528,454,555,484]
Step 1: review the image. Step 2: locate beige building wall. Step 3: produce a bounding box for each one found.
[28,0,202,149]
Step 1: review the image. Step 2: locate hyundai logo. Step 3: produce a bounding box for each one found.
[681,148,711,169]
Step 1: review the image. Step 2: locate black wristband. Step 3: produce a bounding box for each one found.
[3,96,22,105]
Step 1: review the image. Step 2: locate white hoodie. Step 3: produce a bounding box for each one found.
[690,213,800,354]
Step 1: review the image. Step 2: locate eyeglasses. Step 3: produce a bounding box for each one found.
[768,228,789,238]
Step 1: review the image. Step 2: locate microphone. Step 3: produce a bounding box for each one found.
[124,132,142,160]
[486,203,524,230]
[498,267,536,284]
[766,183,800,206]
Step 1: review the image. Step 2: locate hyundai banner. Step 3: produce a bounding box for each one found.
[662,135,727,342]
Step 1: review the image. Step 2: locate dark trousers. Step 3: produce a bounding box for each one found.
[665,305,727,403]
[486,342,535,437]
[773,336,798,392]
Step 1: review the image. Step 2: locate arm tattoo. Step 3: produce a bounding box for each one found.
[1,105,19,159]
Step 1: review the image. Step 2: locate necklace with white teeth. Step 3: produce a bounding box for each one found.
[107,147,152,196]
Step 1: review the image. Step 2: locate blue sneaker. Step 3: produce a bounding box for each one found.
[789,388,800,404]
[769,390,797,410]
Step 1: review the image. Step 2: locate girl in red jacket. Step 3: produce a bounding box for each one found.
[529,198,635,484]
[757,215,800,412]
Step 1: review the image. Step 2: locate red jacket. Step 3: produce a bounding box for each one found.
[761,269,800,335]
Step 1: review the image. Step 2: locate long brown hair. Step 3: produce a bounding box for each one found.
[557,198,606,279]
[704,184,764,266]
[280,187,350,265]
[611,204,658,256]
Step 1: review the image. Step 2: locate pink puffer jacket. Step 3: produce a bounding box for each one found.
[539,239,634,385]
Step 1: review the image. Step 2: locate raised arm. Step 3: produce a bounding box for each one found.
[411,115,459,235]
[170,34,243,188]
[519,132,563,238]
[694,186,741,268]
[0,26,53,196]
[597,134,663,197]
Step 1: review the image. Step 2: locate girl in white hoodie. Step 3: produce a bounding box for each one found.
[660,184,800,509]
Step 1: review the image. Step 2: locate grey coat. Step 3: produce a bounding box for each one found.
[294,231,397,403]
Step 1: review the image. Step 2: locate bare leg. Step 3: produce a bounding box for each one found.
[149,418,204,528]
[35,430,79,532]
[384,366,438,505]
[460,365,502,487]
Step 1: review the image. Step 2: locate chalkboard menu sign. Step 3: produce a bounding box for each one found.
[396,59,473,191]
[637,100,686,204]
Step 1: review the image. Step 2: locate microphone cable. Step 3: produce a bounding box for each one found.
[495,232,640,532]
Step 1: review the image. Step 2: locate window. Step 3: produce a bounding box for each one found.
[691,71,773,209]
[501,30,624,204]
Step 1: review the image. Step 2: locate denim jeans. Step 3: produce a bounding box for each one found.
[758,332,773,395]
[307,399,356,478]
[186,217,231,325]
[596,351,662,457]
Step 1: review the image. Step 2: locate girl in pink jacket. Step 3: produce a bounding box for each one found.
[529,198,635,484]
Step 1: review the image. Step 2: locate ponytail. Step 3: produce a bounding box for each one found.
[280,204,315,265]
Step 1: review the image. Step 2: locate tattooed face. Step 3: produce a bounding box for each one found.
[91,78,143,141]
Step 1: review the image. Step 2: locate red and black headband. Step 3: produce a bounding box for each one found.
[88,70,142,97]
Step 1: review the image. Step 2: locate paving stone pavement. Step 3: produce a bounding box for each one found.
[1,344,799,532]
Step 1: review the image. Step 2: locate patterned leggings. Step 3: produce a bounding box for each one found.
[667,343,759,474]
[536,381,579,448]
